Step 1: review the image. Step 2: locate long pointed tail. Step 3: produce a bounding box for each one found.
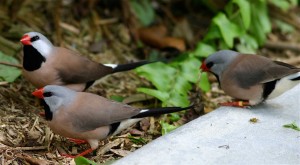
[131,105,194,118]
[111,60,157,73]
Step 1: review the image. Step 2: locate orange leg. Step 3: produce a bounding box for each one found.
[219,100,251,107]
[68,138,87,144]
[61,148,94,158]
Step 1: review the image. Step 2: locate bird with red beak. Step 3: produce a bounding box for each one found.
[21,32,155,92]
[32,85,193,157]
[200,50,300,107]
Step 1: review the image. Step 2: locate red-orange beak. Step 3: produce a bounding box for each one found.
[200,61,209,72]
[32,88,44,99]
[20,35,31,45]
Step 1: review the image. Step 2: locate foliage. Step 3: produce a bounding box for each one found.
[133,0,296,134]
[136,55,206,107]
[135,0,274,107]
[269,0,298,11]
[135,0,297,107]
[0,51,21,82]
[130,0,155,26]
[160,120,179,135]
[128,134,147,144]
[75,156,97,165]
[110,95,125,102]
[201,0,271,53]
[274,19,295,34]
[283,122,300,131]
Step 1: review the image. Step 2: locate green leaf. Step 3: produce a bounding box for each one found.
[283,122,300,131]
[203,25,222,41]
[168,113,181,122]
[135,62,177,91]
[274,19,295,34]
[193,43,216,58]
[128,135,147,144]
[236,33,258,53]
[110,95,125,102]
[75,156,97,165]
[160,121,179,135]
[269,0,297,11]
[130,0,155,26]
[180,57,201,83]
[168,91,190,107]
[232,0,251,29]
[172,74,192,95]
[249,0,271,45]
[0,51,21,82]
[137,88,169,102]
[198,72,211,92]
[213,13,242,48]
[136,59,195,107]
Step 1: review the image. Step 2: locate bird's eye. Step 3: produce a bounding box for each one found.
[43,92,53,97]
[30,36,40,42]
[206,62,214,68]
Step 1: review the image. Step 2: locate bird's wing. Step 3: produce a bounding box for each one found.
[227,55,300,88]
[53,47,113,84]
[66,92,140,132]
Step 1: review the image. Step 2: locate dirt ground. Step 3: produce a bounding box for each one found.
[0,1,300,164]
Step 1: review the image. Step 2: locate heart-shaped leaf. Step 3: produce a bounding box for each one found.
[0,51,21,82]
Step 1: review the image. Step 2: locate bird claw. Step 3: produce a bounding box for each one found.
[219,101,251,107]
[67,138,87,144]
[61,148,94,158]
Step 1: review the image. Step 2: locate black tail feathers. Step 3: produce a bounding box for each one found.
[131,105,194,119]
[112,60,157,73]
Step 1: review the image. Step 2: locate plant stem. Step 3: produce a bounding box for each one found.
[0,61,22,68]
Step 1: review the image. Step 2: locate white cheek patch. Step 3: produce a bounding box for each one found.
[32,41,53,58]
[104,64,118,69]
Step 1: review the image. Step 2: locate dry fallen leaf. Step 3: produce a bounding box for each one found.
[110,149,132,157]
[138,24,186,52]
[16,153,50,165]
[97,138,124,156]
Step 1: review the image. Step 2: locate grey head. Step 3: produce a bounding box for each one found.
[204,50,240,76]
[25,32,54,58]
[43,85,77,113]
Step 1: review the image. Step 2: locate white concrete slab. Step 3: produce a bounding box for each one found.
[114,84,300,165]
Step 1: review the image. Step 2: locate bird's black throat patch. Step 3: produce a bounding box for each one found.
[262,80,278,99]
[40,99,53,121]
[23,45,46,71]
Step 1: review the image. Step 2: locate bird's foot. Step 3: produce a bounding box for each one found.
[61,148,94,158]
[68,138,87,144]
[219,101,251,107]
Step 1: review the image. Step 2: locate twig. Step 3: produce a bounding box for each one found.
[59,22,80,34]
[264,41,300,53]
[12,146,48,151]
[0,61,22,68]
[0,82,8,86]
[96,18,119,25]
